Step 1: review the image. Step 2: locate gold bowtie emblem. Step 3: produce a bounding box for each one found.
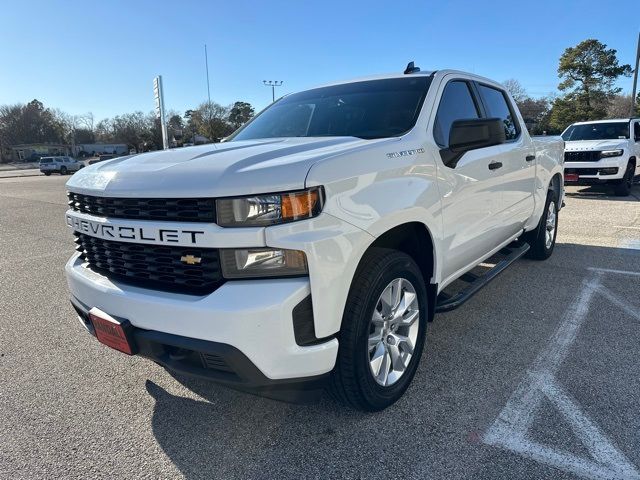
[180,254,202,265]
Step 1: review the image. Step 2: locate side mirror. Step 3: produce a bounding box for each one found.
[440,118,506,168]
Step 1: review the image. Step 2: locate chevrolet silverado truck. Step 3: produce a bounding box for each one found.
[562,118,640,196]
[64,65,564,411]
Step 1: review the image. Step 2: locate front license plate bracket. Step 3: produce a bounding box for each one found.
[88,308,137,355]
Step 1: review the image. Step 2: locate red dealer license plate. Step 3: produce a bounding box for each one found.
[565,173,579,182]
[89,308,136,355]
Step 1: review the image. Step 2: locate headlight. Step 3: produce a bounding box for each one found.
[216,187,324,227]
[220,248,308,278]
[600,149,623,158]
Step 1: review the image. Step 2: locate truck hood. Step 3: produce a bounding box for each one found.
[66,137,392,197]
[564,139,626,152]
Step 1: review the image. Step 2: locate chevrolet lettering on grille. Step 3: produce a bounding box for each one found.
[65,213,205,245]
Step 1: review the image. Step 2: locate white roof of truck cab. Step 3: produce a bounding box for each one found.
[304,69,505,92]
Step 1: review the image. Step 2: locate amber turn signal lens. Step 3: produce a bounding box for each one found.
[281,189,321,221]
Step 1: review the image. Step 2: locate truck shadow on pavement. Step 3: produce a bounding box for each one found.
[565,184,640,201]
[144,377,373,479]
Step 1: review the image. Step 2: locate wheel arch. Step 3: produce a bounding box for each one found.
[347,221,438,325]
[549,172,562,200]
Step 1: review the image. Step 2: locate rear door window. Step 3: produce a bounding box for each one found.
[433,81,480,147]
[477,84,520,140]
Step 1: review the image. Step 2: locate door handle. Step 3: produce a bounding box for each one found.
[525,155,536,162]
[488,162,503,170]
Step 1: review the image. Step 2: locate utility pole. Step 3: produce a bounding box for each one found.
[263,80,283,103]
[630,33,640,117]
[205,44,211,104]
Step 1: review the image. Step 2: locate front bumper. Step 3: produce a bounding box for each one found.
[65,254,339,382]
[70,297,329,402]
[564,160,627,183]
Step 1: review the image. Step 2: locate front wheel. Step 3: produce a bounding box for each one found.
[525,189,558,260]
[59,166,68,175]
[613,162,634,197]
[330,248,427,411]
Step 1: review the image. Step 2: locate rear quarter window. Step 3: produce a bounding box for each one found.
[477,84,520,141]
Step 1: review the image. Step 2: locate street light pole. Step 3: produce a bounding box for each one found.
[263,80,283,103]
[630,32,640,117]
[204,44,211,104]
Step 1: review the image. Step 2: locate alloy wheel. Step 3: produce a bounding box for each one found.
[368,278,420,386]
[545,200,557,249]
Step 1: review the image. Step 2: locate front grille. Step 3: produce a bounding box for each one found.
[74,232,223,295]
[68,192,216,222]
[564,151,601,162]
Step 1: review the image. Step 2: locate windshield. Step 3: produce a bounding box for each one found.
[230,77,432,141]
[562,122,629,141]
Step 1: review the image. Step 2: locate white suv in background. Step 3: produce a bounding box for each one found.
[562,118,640,196]
[40,156,84,176]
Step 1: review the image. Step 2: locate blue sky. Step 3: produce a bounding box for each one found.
[0,0,638,121]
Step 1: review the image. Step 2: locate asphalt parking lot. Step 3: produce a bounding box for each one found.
[1,175,639,480]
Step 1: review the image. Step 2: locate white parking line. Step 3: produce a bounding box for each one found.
[587,267,640,277]
[483,272,640,479]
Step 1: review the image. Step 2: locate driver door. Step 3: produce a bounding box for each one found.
[432,77,510,284]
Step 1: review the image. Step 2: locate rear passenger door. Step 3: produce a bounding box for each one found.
[433,78,511,283]
[475,83,536,237]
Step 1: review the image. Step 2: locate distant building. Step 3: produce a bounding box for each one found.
[74,144,128,157]
[1,143,71,162]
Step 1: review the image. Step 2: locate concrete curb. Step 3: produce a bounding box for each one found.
[0,172,43,179]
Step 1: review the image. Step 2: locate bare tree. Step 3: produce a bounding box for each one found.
[606,94,634,119]
[76,112,94,132]
[502,79,528,104]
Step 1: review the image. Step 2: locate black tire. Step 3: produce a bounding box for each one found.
[525,189,558,260]
[60,166,68,175]
[330,248,428,411]
[613,162,634,197]
[43,172,51,176]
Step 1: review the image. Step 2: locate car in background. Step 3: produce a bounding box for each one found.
[39,156,84,176]
[88,154,117,165]
[562,118,640,196]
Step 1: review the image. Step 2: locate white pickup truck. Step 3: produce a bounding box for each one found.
[64,65,564,411]
[562,118,640,196]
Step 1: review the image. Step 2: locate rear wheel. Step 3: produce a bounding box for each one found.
[613,162,634,197]
[525,189,558,260]
[330,248,427,411]
[43,172,51,176]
